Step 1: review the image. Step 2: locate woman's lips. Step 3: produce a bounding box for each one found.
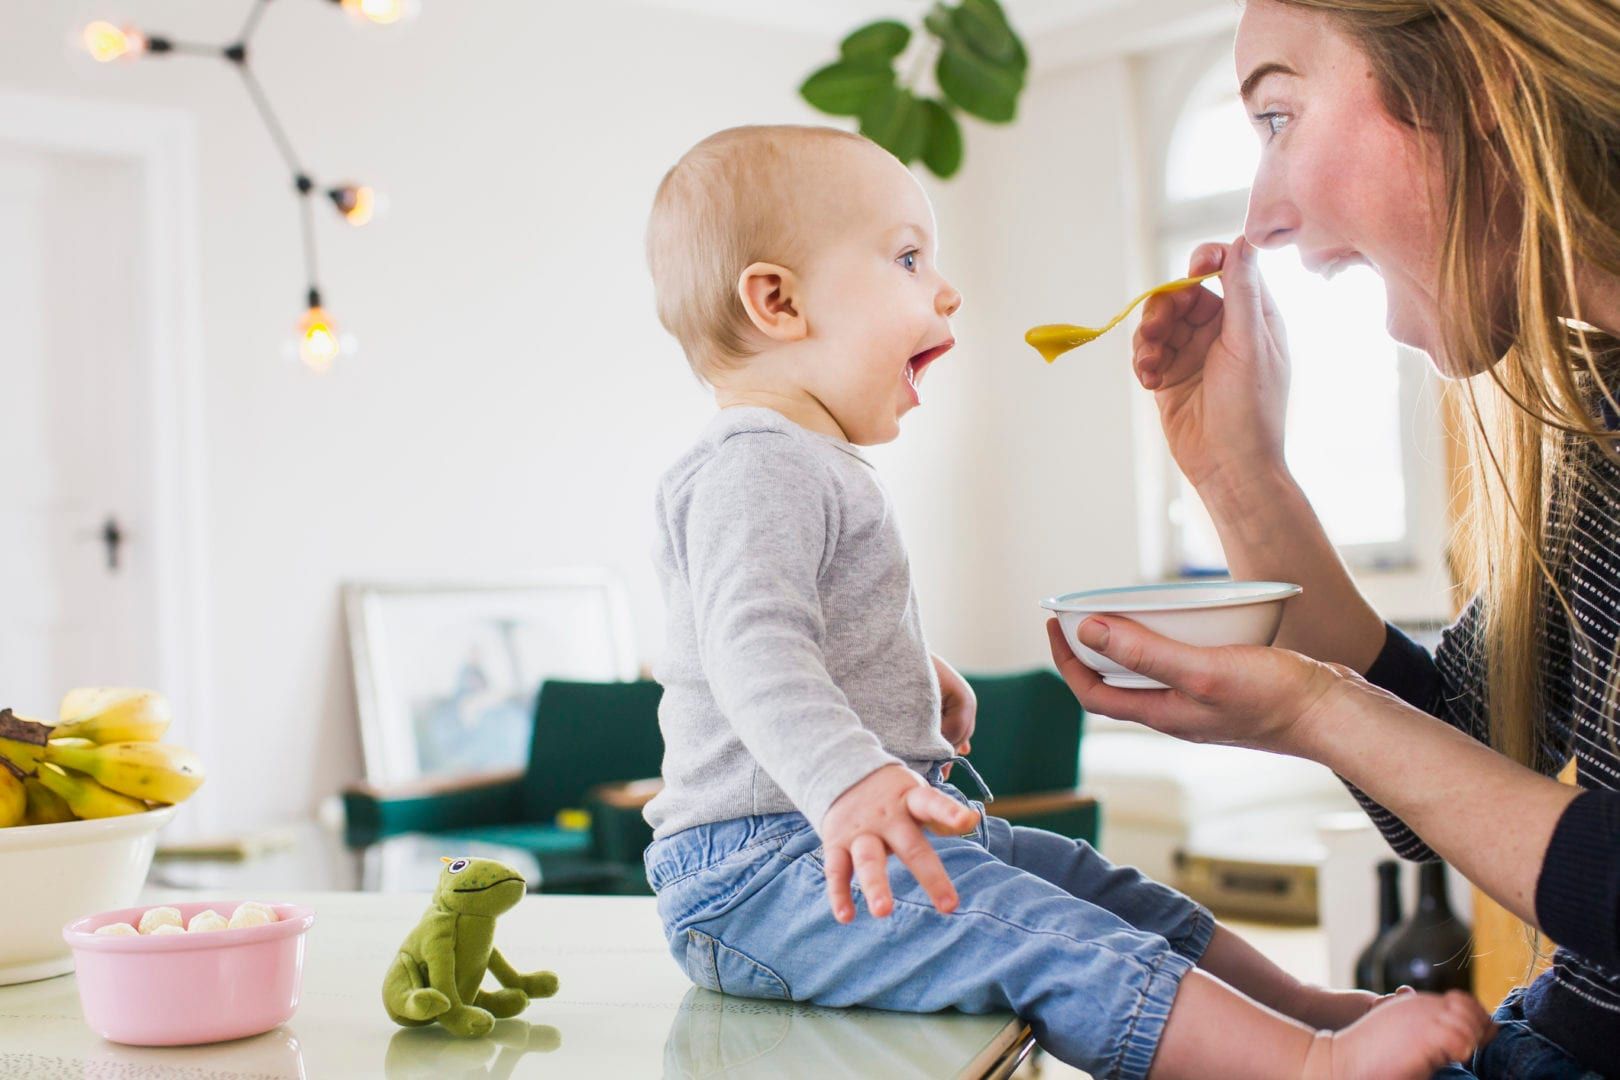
[1305,250,1370,279]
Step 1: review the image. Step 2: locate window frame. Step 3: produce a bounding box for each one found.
[1135,41,1441,584]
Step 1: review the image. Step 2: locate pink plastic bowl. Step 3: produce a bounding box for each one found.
[62,900,315,1046]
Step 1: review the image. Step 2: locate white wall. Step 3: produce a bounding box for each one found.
[2,1,1449,832]
[1,1,855,830]
[890,55,1156,671]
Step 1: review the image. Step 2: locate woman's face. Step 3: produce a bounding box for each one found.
[1235,0,1479,373]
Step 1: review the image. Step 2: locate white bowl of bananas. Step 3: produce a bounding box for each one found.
[0,689,205,985]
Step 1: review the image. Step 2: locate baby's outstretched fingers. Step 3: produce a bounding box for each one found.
[823,844,857,924]
[851,832,895,917]
[885,819,959,916]
[904,783,978,835]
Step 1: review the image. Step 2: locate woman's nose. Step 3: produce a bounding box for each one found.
[937,282,962,318]
[1243,161,1298,250]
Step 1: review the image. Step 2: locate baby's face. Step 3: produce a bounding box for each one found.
[795,145,961,445]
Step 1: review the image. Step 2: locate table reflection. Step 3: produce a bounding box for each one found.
[663,988,1019,1079]
[384,1017,562,1079]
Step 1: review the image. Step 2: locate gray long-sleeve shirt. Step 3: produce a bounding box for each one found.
[645,407,954,839]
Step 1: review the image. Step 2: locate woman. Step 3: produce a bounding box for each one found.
[1046,1,1620,1075]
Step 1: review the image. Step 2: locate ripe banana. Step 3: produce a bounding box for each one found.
[54,688,171,744]
[0,766,25,827]
[36,763,147,818]
[43,740,205,805]
[22,776,75,825]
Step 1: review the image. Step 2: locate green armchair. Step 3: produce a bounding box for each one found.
[588,669,1098,848]
[954,670,1098,846]
[341,669,1095,895]
[342,678,665,894]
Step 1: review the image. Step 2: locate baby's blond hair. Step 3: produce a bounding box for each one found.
[646,124,874,382]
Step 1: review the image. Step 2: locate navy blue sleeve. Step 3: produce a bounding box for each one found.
[1363,620,1445,717]
[1341,616,1493,862]
[1536,790,1620,970]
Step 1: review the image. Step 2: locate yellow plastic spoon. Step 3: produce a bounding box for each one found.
[1025,270,1223,363]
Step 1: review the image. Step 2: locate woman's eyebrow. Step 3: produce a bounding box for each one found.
[1240,61,1300,103]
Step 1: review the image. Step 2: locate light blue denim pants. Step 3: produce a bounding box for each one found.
[643,765,1214,1080]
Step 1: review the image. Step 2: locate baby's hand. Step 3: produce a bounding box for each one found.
[933,654,976,756]
[819,765,980,924]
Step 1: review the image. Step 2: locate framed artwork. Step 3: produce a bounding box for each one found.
[344,573,638,788]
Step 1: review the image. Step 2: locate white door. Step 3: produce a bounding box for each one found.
[0,143,160,720]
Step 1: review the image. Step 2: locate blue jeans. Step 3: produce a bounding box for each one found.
[1431,989,1603,1079]
[643,772,1214,1080]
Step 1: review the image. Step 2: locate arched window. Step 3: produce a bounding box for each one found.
[1152,52,1424,574]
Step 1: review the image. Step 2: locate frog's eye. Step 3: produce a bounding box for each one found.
[448,859,469,874]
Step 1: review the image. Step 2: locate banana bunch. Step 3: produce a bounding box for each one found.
[0,689,205,827]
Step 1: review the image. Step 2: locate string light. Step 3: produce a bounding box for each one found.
[82,21,148,63]
[327,183,378,227]
[338,0,414,26]
[297,294,342,374]
[78,0,407,372]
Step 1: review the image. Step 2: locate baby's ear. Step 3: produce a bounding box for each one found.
[737,262,808,343]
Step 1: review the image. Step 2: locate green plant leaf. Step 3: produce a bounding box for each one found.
[936,42,1022,123]
[860,85,927,164]
[800,60,897,117]
[954,0,1027,73]
[840,20,911,62]
[923,7,958,44]
[919,99,963,178]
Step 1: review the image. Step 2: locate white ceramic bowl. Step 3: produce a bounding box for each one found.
[1041,581,1303,689]
[0,805,177,985]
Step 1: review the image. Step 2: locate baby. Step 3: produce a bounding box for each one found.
[640,124,1491,1079]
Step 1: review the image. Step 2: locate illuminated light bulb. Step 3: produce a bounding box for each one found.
[83,21,146,63]
[297,305,342,373]
[340,0,411,25]
[327,184,378,226]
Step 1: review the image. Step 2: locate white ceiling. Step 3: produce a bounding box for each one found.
[631,0,1138,39]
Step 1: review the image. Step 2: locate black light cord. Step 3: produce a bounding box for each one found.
[238,0,273,45]
[115,0,371,312]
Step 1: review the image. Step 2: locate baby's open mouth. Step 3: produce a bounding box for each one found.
[906,340,954,392]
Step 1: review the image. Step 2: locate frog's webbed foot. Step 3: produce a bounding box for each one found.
[440,1004,496,1038]
[516,970,559,998]
[475,986,530,1019]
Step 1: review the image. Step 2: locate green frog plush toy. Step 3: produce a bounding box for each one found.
[382,856,560,1037]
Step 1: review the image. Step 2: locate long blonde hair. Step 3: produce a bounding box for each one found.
[1271,0,1620,767]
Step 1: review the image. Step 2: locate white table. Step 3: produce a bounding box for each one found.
[0,890,1033,1079]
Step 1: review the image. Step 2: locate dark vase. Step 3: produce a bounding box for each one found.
[1380,861,1473,993]
[1353,860,1404,992]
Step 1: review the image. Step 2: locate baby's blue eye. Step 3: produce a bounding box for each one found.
[899,251,918,273]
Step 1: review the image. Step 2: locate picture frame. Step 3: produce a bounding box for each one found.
[344,572,638,788]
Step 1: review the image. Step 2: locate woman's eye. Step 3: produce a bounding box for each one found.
[898,251,918,273]
[1255,111,1290,139]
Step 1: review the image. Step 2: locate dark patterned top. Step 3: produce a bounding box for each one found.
[1360,402,1620,1074]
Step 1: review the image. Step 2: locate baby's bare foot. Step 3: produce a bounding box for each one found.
[1303,990,1494,1080]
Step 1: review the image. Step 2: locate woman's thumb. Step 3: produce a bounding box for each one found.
[1220,236,1269,334]
[1076,616,1207,692]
